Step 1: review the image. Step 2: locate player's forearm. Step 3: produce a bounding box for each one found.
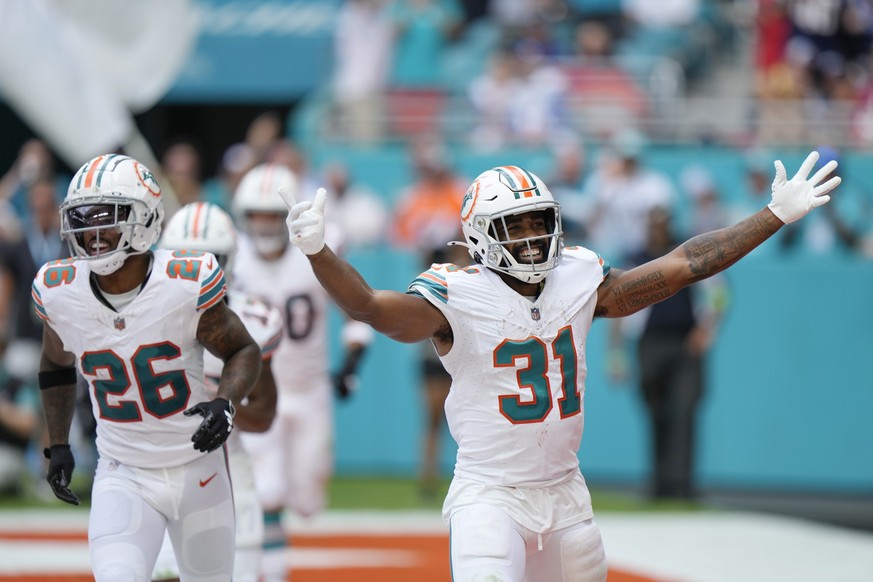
[233,368,276,433]
[307,246,380,323]
[680,207,782,282]
[217,343,262,404]
[40,385,77,445]
[233,401,272,432]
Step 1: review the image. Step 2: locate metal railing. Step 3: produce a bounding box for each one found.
[311,56,867,149]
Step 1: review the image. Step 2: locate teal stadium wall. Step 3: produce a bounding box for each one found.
[318,144,873,494]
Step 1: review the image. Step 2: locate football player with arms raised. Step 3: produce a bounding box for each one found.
[152,201,283,582]
[282,152,840,582]
[34,155,262,581]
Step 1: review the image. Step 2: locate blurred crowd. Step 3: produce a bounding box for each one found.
[754,0,873,146]
[330,0,873,147]
[331,0,714,147]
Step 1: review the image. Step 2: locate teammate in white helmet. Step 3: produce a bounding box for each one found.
[152,201,283,582]
[231,162,373,582]
[282,152,841,582]
[34,154,262,581]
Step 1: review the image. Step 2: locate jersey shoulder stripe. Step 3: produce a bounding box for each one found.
[31,258,81,322]
[31,283,49,322]
[261,329,283,359]
[408,268,448,304]
[197,267,227,311]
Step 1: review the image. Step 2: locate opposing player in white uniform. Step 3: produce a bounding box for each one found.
[152,201,283,582]
[282,153,841,581]
[230,163,373,581]
[35,154,262,582]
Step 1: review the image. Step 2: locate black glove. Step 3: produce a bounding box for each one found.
[184,398,235,453]
[43,445,79,505]
[333,345,366,401]
[332,372,359,400]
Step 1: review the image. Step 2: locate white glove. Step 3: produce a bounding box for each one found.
[279,187,327,255]
[767,150,841,224]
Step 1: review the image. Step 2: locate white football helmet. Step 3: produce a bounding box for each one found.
[60,154,164,276]
[458,165,562,284]
[161,202,237,278]
[231,163,298,256]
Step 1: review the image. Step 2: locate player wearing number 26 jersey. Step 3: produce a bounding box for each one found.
[34,249,229,468]
[35,154,261,582]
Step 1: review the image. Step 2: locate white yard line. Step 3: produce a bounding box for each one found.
[597,512,873,582]
[0,540,91,573]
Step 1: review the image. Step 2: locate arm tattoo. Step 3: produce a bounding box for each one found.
[595,212,779,318]
[198,302,261,403]
[608,270,671,315]
[198,304,242,359]
[683,213,776,280]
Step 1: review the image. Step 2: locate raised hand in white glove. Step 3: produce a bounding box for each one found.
[767,150,842,224]
[279,187,327,255]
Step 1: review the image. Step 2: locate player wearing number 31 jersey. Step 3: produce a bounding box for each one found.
[411,247,604,489]
[284,153,841,582]
[34,154,261,582]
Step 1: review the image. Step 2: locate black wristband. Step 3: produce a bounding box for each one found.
[339,345,366,377]
[43,444,72,459]
[38,368,77,390]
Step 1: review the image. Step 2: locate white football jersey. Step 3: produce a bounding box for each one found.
[232,235,334,390]
[409,246,608,487]
[203,291,283,451]
[32,249,227,469]
[203,292,283,383]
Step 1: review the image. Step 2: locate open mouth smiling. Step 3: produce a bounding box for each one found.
[517,244,545,263]
[87,238,114,256]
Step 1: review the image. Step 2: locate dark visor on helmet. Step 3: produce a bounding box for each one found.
[66,204,131,230]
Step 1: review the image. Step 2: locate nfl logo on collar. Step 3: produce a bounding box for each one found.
[530,307,540,321]
[114,317,126,330]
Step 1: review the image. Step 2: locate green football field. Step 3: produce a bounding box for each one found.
[327,476,701,513]
[0,474,702,514]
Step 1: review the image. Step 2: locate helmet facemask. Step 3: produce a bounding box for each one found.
[458,166,564,285]
[62,154,164,276]
[61,196,160,276]
[231,163,298,258]
[466,203,562,284]
[243,211,288,257]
